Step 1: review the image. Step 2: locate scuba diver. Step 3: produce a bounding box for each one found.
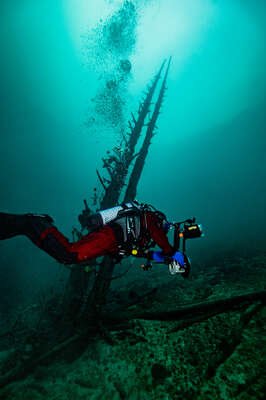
[0,201,203,276]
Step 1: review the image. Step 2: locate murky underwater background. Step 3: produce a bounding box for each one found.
[0,1,265,398]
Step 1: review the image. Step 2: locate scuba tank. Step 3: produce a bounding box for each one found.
[99,203,136,225]
[79,201,142,230]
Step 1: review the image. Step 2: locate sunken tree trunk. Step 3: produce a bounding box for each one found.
[68,59,172,320]
[124,58,171,202]
[100,59,166,209]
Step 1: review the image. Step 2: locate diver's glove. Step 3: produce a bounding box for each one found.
[151,250,184,263]
[168,251,186,275]
[151,251,188,276]
[151,251,185,269]
[168,260,185,275]
[172,251,185,266]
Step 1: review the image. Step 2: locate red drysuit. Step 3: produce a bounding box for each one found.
[36,211,174,264]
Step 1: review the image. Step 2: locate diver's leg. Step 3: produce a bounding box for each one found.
[69,225,119,263]
[0,212,53,239]
[0,213,119,265]
[0,212,78,264]
[30,226,78,265]
[29,221,119,264]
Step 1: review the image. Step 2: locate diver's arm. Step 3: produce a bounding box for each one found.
[145,211,175,256]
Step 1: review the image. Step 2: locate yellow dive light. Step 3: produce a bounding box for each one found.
[132,249,138,256]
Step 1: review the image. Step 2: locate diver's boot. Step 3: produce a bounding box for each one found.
[0,212,27,239]
[0,212,54,240]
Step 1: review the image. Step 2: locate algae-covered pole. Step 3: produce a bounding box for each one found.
[100,60,166,209]
[126,59,166,159]
[82,62,168,316]
[64,63,167,320]
[124,57,171,202]
[64,61,169,320]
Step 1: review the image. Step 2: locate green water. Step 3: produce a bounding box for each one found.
[0,2,265,399]
[0,0,265,313]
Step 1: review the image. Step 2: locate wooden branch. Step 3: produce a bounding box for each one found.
[137,290,266,321]
[102,290,266,324]
[131,112,136,124]
[101,159,114,178]
[121,131,129,146]
[1,290,264,389]
[166,302,263,334]
[96,169,107,191]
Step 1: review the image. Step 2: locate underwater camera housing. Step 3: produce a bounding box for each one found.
[170,218,203,277]
[173,217,203,253]
[183,221,203,239]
